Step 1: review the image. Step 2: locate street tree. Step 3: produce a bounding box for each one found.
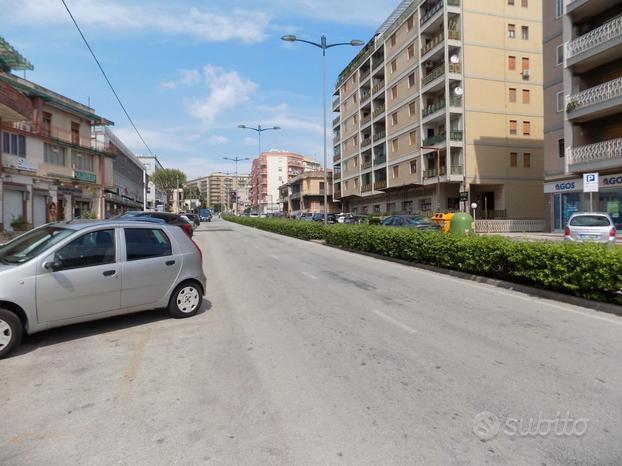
[152,168,187,202]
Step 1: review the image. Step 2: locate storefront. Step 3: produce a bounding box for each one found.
[545,173,622,231]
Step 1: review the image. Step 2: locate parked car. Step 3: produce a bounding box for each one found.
[299,213,314,221]
[311,213,337,224]
[115,211,194,237]
[336,213,355,224]
[565,212,616,246]
[186,213,201,228]
[381,215,441,230]
[0,220,206,359]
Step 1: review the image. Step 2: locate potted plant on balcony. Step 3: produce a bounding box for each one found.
[566,100,578,113]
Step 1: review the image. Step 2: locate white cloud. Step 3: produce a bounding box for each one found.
[243,137,258,146]
[161,69,201,89]
[2,0,271,43]
[208,135,230,145]
[185,65,257,126]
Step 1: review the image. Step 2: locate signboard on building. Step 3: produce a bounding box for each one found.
[459,191,469,201]
[583,173,599,193]
[73,170,97,183]
[16,157,37,172]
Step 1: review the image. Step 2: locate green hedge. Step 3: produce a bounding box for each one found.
[223,216,622,304]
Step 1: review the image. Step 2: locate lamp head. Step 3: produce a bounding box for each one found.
[350,39,365,46]
[273,126,281,130]
[281,35,297,42]
[238,124,247,129]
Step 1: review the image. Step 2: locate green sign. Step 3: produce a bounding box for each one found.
[73,170,96,183]
[459,191,469,201]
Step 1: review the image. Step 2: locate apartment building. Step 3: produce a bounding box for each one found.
[333,0,544,219]
[185,176,209,202]
[137,155,166,211]
[544,0,622,231]
[93,127,146,216]
[251,150,321,213]
[207,172,250,211]
[278,170,339,216]
[0,71,114,231]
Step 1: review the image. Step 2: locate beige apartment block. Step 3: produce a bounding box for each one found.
[333,0,544,219]
[543,0,622,231]
[278,170,339,216]
[207,172,250,211]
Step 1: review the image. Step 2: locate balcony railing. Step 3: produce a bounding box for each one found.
[448,63,461,74]
[362,160,373,170]
[373,130,386,141]
[447,0,460,6]
[566,76,622,112]
[10,122,110,154]
[361,114,372,126]
[333,190,342,199]
[449,96,462,107]
[374,154,386,165]
[373,105,386,118]
[424,166,447,178]
[566,15,622,60]
[372,80,385,94]
[450,130,463,141]
[334,172,341,180]
[421,1,443,26]
[333,154,341,162]
[333,134,341,144]
[360,69,371,81]
[423,100,446,118]
[422,132,446,146]
[332,97,340,109]
[361,90,371,103]
[448,30,461,41]
[568,137,622,165]
[361,138,372,149]
[422,64,445,86]
[374,179,387,190]
[450,164,464,175]
[421,32,444,56]
[332,116,340,126]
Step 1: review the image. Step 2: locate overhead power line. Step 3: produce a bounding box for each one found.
[60,0,154,156]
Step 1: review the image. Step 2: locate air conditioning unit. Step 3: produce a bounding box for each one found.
[522,69,531,79]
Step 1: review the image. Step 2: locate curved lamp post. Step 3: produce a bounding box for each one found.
[223,156,250,214]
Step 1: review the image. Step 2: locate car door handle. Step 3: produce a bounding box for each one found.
[103,270,116,277]
[166,260,176,266]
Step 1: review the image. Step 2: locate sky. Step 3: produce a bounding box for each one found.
[1,0,399,178]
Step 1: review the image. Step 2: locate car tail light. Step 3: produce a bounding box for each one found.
[181,223,193,237]
[191,237,202,260]
[565,226,570,236]
[610,227,616,238]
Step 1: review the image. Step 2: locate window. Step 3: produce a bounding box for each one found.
[556,0,563,17]
[556,44,564,65]
[521,26,529,40]
[409,130,417,146]
[509,120,517,135]
[391,112,398,126]
[522,57,530,70]
[125,228,172,261]
[508,55,516,70]
[71,151,94,172]
[42,112,52,137]
[407,15,414,31]
[353,136,358,147]
[391,138,399,152]
[556,91,565,112]
[510,152,518,167]
[55,230,116,270]
[558,138,565,158]
[521,0,528,6]
[393,165,399,179]
[523,120,531,135]
[390,34,396,47]
[523,152,531,168]
[374,205,381,213]
[408,44,415,59]
[522,89,530,104]
[2,132,26,157]
[44,143,66,166]
[508,0,514,4]
[410,160,417,174]
[71,122,80,145]
[409,101,417,116]
[391,60,397,73]
[408,73,416,88]
[391,86,398,100]
[509,88,517,103]
[508,24,515,38]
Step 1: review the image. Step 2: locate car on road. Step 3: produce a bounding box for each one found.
[115,211,194,237]
[565,212,616,246]
[381,215,441,230]
[186,213,201,228]
[0,220,206,359]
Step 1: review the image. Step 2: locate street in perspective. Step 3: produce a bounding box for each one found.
[2,0,622,464]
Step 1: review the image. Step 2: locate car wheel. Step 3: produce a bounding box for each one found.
[168,283,203,318]
[0,309,23,359]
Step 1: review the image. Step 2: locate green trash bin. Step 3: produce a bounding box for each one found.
[449,212,475,236]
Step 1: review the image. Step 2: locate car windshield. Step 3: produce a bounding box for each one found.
[570,215,611,227]
[0,226,74,264]
[404,216,433,225]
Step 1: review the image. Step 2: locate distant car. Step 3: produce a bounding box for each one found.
[565,212,616,246]
[381,215,441,230]
[249,212,260,218]
[336,213,355,224]
[0,220,206,359]
[186,213,201,227]
[311,213,337,224]
[199,209,212,222]
[299,213,314,221]
[115,211,194,237]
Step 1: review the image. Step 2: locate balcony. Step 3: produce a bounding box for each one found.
[361,90,372,104]
[9,122,111,155]
[334,172,341,180]
[568,137,622,172]
[373,130,386,142]
[373,105,386,118]
[422,100,446,118]
[449,96,462,107]
[422,132,446,146]
[422,65,445,86]
[448,63,461,74]
[450,164,463,175]
[361,114,372,127]
[360,69,371,82]
[332,96,340,111]
[566,0,622,22]
[421,32,444,57]
[448,29,461,41]
[333,154,341,163]
[333,134,341,145]
[566,76,622,122]
[421,1,443,26]
[374,154,386,165]
[450,130,463,141]
[424,166,447,178]
[333,190,342,199]
[362,183,373,192]
[361,137,372,149]
[374,179,387,190]
[362,160,373,170]
[332,116,340,127]
[372,80,385,94]
[447,0,460,6]
[565,16,622,72]
[334,146,341,158]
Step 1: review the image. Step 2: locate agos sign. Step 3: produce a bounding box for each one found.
[602,175,622,187]
[555,182,576,191]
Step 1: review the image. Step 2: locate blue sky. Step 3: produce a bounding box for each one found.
[1,0,399,178]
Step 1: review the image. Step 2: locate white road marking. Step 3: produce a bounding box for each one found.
[372,310,417,334]
[301,271,318,280]
[270,254,280,260]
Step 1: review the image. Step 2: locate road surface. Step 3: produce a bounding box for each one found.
[2,219,622,465]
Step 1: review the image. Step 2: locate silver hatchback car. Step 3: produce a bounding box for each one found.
[565,212,617,246]
[0,220,206,358]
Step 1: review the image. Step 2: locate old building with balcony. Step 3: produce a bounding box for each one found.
[278,170,339,216]
[1,58,115,231]
[544,0,622,231]
[332,0,544,219]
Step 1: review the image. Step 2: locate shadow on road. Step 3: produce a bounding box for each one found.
[10,300,212,358]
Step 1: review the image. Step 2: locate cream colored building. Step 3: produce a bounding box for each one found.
[278,170,339,216]
[333,0,544,219]
[207,172,250,211]
[543,0,622,231]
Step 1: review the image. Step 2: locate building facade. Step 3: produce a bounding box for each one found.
[185,176,209,204]
[251,150,321,213]
[0,72,114,231]
[93,127,145,216]
[278,170,339,216]
[543,0,622,231]
[137,155,166,211]
[333,0,544,219]
[207,172,250,211]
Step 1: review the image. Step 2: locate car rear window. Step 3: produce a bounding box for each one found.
[125,228,172,261]
[569,215,611,227]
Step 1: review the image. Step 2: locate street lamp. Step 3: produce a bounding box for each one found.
[281,34,364,225]
[238,124,281,213]
[223,156,249,215]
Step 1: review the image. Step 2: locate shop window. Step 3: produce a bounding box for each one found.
[2,132,26,157]
[403,200,413,213]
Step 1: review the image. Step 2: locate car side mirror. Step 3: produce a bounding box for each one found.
[43,260,62,272]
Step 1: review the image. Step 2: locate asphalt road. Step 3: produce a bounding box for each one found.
[2,219,622,465]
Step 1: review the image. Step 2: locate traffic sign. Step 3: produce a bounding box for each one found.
[583,173,599,193]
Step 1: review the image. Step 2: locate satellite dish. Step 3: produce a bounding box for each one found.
[454,87,464,96]
[450,55,460,64]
